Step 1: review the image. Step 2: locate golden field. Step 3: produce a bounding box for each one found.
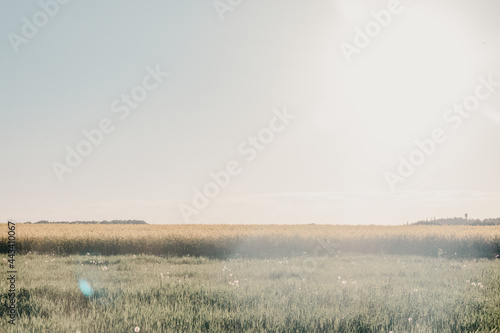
[2,224,500,258]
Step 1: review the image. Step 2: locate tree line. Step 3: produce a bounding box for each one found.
[24,220,147,224]
[412,217,500,226]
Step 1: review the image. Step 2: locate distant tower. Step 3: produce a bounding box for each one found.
[465,213,468,220]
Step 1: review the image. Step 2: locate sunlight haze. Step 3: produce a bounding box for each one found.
[1,0,499,224]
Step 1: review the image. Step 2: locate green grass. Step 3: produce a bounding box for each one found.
[2,253,499,332]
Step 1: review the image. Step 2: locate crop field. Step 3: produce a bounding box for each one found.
[1,224,500,332]
[2,224,500,258]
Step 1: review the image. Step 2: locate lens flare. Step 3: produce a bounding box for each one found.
[78,279,93,297]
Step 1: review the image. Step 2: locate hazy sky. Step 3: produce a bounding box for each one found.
[1,0,499,224]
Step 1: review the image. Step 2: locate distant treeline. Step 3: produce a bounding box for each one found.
[412,217,500,226]
[24,220,147,225]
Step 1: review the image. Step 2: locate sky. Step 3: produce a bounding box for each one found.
[1,0,499,225]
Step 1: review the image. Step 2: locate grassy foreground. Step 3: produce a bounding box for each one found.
[1,253,500,332]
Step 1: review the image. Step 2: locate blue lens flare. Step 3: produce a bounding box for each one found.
[78,279,93,297]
